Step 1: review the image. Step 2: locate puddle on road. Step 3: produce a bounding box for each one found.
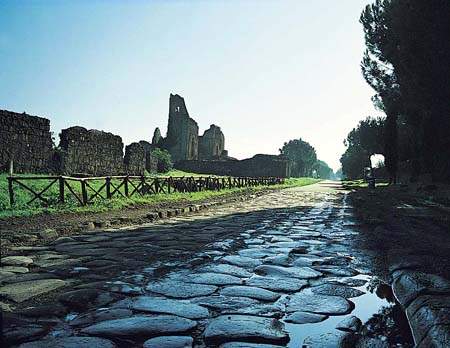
[286,274,414,347]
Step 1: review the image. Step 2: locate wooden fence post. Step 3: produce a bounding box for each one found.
[140,176,145,195]
[155,178,159,194]
[8,177,14,206]
[124,176,129,197]
[106,177,111,198]
[81,180,88,205]
[59,176,65,203]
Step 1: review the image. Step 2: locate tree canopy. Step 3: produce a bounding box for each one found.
[280,138,317,177]
[340,116,384,179]
[359,0,450,182]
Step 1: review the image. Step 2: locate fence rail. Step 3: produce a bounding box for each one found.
[7,175,284,207]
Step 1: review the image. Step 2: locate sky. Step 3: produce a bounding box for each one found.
[0,0,380,171]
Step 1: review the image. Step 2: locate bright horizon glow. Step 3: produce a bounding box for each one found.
[0,0,380,172]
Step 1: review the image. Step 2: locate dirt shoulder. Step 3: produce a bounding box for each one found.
[347,183,450,280]
[0,187,282,256]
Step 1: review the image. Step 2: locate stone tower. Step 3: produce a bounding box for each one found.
[198,124,225,160]
[165,94,199,162]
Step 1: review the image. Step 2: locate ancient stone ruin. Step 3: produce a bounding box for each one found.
[163,94,199,162]
[124,142,146,175]
[1,93,290,177]
[199,124,226,160]
[58,126,124,176]
[176,154,291,178]
[0,110,53,173]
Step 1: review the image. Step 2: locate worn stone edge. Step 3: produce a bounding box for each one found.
[390,268,450,347]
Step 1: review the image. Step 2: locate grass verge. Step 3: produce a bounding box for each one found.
[0,173,320,219]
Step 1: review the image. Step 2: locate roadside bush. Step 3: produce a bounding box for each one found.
[151,148,173,173]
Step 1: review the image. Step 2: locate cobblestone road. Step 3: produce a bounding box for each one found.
[2,182,411,347]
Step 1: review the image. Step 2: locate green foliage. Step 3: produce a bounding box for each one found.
[340,116,384,180]
[0,172,319,218]
[151,148,173,173]
[313,160,333,180]
[360,0,450,182]
[280,138,317,177]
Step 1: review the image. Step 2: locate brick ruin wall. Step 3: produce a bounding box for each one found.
[176,154,291,178]
[58,126,124,176]
[0,110,53,173]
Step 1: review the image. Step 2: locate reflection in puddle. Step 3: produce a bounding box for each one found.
[285,276,414,347]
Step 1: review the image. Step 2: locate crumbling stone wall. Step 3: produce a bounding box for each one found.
[124,142,146,175]
[176,155,291,178]
[59,126,124,176]
[139,140,158,173]
[164,94,199,162]
[0,110,53,173]
[199,124,225,160]
[236,154,291,177]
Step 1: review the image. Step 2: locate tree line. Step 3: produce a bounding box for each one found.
[280,138,335,179]
[341,0,450,182]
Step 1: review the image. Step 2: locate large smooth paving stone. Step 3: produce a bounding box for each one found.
[270,236,294,243]
[69,308,133,327]
[143,336,193,348]
[0,279,66,303]
[18,336,116,348]
[268,242,307,249]
[81,315,197,338]
[314,266,358,277]
[255,265,322,279]
[222,255,262,268]
[0,266,29,273]
[232,302,286,318]
[246,275,308,292]
[147,280,217,298]
[336,316,362,332]
[58,289,109,310]
[4,324,48,346]
[392,270,450,307]
[284,311,328,324]
[335,278,368,287]
[107,281,143,295]
[34,258,82,268]
[245,239,265,245]
[204,315,289,345]
[415,324,450,348]
[220,286,280,301]
[201,264,253,278]
[220,343,285,348]
[287,292,353,315]
[264,255,291,266]
[292,256,318,267]
[2,256,33,266]
[238,249,275,259]
[303,330,355,348]
[3,272,59,285]
[191,295,259,311]
[131,296,209,319]
[18,303,67,318]
[405,295,450,344]
[186,273,243,286]
[311,284,365,298]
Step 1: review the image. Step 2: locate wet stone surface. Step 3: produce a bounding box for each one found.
[2,182,415,347]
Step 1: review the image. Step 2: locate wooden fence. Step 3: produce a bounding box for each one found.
[7,175,284,207]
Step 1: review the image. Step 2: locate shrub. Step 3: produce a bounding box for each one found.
[151,148,173,173]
